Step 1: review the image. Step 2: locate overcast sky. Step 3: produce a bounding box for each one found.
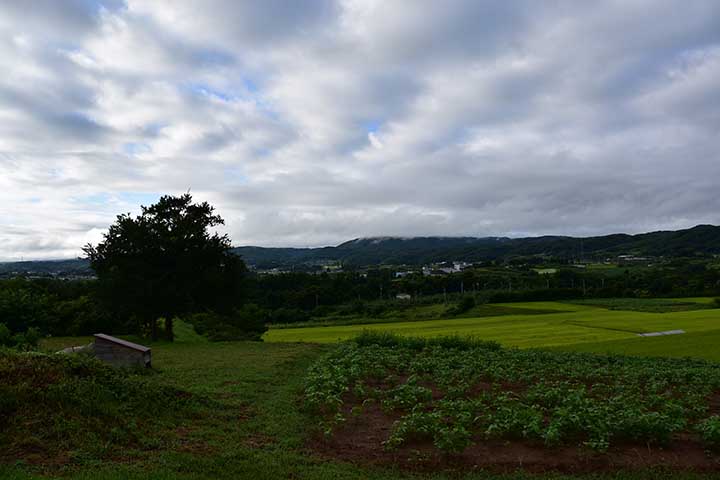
[1,1,719,260]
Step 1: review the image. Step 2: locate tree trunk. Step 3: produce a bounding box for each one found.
[165,316,174,341]
[151,318,158,341]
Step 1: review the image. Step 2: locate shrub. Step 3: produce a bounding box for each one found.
[53,296,112,336]
[445,296,475,316]
[0,324,40,349]
[23,327,40,347]
[351,331,501,352]
[0,323,10,346]
[186,305,268,342]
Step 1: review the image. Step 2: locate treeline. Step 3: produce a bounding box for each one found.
[0,278,112,341]
[244,261,720,311]
[2,259,720,337]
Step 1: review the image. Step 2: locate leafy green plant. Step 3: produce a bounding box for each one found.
[304,332,720,456]
[382,376,432,411]
[0,324,40,349]
[698,415,720,449]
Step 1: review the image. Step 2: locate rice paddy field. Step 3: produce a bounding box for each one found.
[264,298,720,361]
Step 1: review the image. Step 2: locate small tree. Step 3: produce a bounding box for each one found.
[83,194,244,340]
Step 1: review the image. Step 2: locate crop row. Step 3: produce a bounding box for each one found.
[303,332,720,453]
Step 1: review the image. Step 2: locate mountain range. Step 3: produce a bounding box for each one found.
[2,225,719,275]
[233,224,720,268]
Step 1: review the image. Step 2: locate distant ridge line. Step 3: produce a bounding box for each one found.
[2,224,719,272]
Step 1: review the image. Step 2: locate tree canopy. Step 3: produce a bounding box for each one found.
[83,194,244,340]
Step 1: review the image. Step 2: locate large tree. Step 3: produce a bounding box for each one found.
[84,194,244,340]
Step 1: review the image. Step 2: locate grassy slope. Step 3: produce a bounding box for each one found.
[6,339,419,480]
[4,318,720,479]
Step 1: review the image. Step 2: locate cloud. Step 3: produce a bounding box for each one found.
[368,132,383,149]
[0,0,719,260]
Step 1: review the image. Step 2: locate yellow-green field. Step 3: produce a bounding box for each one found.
[264,299,720,360]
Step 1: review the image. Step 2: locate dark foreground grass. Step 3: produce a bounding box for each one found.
[0,348,200,466]
[4,336,720,479]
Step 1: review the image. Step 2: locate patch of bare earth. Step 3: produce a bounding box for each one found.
[0,443,71,467]
[243,433,276,449]
[174,426,218,455]
[707,391,720,416]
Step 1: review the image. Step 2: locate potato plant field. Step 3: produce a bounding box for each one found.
[304,332,720,472]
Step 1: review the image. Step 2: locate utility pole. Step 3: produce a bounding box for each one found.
[460,280,464,295]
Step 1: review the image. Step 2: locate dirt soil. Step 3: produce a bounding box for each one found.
[308,393,720,474]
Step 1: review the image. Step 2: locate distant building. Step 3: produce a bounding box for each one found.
[396,293,412,300]
[453,261,471,271]
[618,255,648,261]
[420,261,470,276]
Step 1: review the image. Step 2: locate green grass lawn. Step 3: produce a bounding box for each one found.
[264,300,720,353]
[265,302,712,345]
[265,310,631,346]
[554,328,720,362]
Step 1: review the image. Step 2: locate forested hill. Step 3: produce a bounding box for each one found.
[233,224,720,268]
[2,225,720,274]
[0,259,91,277]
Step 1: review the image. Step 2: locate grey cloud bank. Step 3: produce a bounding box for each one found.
[0,0,719,260]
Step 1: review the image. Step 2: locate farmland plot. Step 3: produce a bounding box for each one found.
[265,300,720,348]
[305,333,720,472]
